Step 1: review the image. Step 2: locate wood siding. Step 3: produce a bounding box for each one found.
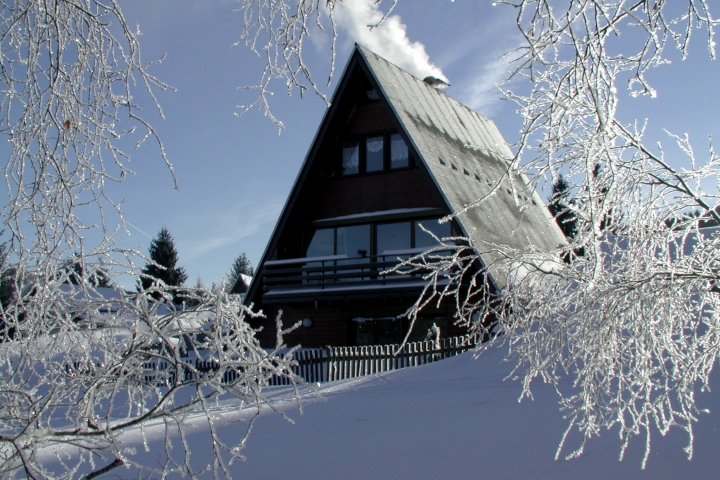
[253,304,351,348]
[344,100,396,136]
[309,168,444,221]
[252,300,467,349]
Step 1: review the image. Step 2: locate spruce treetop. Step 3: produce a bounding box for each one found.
[140,227,188,293]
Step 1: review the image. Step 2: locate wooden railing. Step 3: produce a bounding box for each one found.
[261,249,454,300]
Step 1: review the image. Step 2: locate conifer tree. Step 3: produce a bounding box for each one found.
[228,252,253,285]
[140,227,188,297]
[547,175,578,241]
[61,256,112,288]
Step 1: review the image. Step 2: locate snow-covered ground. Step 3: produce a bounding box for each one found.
[72,344,720,479]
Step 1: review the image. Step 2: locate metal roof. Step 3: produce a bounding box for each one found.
[357,46,566,290]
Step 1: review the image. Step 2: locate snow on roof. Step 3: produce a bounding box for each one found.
[231,273,253,294]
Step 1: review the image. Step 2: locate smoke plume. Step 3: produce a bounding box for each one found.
[334,0,448,83]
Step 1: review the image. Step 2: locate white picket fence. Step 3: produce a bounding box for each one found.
[68,334,480,387]
[269,333,480,385]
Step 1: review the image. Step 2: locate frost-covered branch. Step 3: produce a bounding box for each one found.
[233,0,400,130]
[405,0,720,468]
[233,0,339,130]
[0,2,302,477]
[0,287,301,478]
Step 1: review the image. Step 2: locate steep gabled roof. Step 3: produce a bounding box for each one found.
[237,45,565,299]
[356,46,565,289]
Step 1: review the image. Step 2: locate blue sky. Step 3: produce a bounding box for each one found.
[98,1,720,288]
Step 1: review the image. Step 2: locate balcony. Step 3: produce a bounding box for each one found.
[261,248,453,303]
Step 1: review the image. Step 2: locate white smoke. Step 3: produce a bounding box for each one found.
[334,0,448,83]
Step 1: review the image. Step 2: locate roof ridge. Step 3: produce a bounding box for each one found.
[354,44,492,123]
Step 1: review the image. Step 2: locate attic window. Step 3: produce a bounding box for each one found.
[438,158,446,166]
[463,168,470,176]
[342,142,360,175]
[451,163,458,171]
[367,89,380,100]
[340,132,413,176]
[390,133,409,168]
[474,173,481,181]
[366,136,384,172]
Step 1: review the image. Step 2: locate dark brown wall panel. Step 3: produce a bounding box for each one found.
[310,169,445,221]
[345,101,396,136]
[251,300,465,349]
[254,305,350,349]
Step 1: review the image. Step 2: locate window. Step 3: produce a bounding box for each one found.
[365,136,384,172]
[304,225,370,258]
[305,228,334,258]
[305,218,452,259]
[340,132,411,176]
[376,221,411,254]
[390,133,409,169]
[336,225,371,259]
[414,220,451,248]
[342,142,359,175]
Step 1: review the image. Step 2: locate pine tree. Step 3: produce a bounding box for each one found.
[228,252,253,280]
[0,266,16,309]
[227,252,253,292]
[140,227,188,299]
[61,257,112,288]
[548,175,578,240]
[0,240,14,309]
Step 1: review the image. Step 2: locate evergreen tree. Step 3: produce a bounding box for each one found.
[548,175,578,240]
[228,252,253,281]
[0,240,14,309]
[0,266,16,309]
[140,227,188,298]
[61,257,112,288]
[226,252,253,292]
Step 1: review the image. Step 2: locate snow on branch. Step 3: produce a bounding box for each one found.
[0,2,303,477]
[405,0,720,468]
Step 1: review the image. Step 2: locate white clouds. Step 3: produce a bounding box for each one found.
[455,57,510,117]
[441,22,522,118]
[334,0,447,83]
[180,195,283,259]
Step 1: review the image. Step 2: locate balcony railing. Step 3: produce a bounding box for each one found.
[261,248,453,302]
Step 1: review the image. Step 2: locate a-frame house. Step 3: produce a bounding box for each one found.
[235,45,565,348]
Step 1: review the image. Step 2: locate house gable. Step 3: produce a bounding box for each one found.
[238,45,565,306]
[240,49,455,303]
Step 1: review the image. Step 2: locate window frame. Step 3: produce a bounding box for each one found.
[338,131,414,177]
[341,141,360,176]
[304,217,453,258]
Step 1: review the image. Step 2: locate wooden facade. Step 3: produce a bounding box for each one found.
[236,46,566,349]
